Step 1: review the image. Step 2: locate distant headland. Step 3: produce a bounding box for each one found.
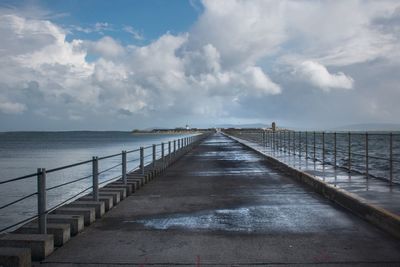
[131,127,215,134]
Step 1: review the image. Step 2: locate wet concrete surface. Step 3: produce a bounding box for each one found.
[39,133,400,266]
[232,136,400,215]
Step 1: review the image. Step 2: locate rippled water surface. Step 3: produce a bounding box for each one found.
[0,131,193,231]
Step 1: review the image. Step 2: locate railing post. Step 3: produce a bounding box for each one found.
[161,142,165,164]
[168,141,171,161]
[365,132,369,178]
[334,132,337,166]
[92,157,99,201]
[390,132,393,185]
[348,132,351,172]
[293,131,296,155]
[305,131,308,158]
[322,132,325,164]
[313,131,316,161]
[122,151,127,184]
[299,131,301,157]
[174,140,176,156]
[140,147,144,175]
[152,144,156,168]
[37,168,47,234]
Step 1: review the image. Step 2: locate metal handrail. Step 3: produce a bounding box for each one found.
[0,172,38,185]
[225,129,398,185]
[45,159,93,174]
[46,174,92,191]
[97,163,122,175]
[0,192,37,210]
[0,133,206,234]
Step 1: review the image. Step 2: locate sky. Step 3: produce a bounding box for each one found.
[0,0,399,131]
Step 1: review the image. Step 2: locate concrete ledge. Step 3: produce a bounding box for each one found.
[127,177,144,187]
[80,195,114,211]
[47,214,84,236]
[0,247,31,267]
[67,200,105,219]
[100,188,126,200]
[90,192,120,205]
[14,223,70,247]
[53,207,95,226]
[106,184,134,196]
[128,174,147,184]
[0,234,53,261]
[228,135,400,239]
[113,180,137,192]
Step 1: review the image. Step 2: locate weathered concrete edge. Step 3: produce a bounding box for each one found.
[224,133,400,239]
[5,133,210,263]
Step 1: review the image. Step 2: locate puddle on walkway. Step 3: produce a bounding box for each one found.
[125,205,353,234]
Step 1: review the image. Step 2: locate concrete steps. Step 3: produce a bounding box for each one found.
[0,247,31,267]
[0,234,53,261]
[13,223,70,247]
[67,200,105,219]
[0,136,207,264]
[46,214,84,236]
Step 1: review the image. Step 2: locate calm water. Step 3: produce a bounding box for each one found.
[0,131,194,231]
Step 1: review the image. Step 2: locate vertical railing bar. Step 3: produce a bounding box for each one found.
[152,144,156,168]
[174,140,176,156]
[313,131,316,161]
[366,132,369,179]
[334,132,337,167]
[390,132,393,185]
[37,168,47,234]
[348,132,351,172]
[293,131,296,156]
[161,142,165,166]
[322,132,325,164]
[168,141,171,162]
[305,131,308,159]
[140,147,144,175]
[92,157,99,201]
[122,151,127,184]
[299,131,301,157]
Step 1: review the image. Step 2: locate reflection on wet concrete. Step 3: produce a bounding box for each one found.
[129,133,371,234]
[231,135,400,214]
[127,204,353,233]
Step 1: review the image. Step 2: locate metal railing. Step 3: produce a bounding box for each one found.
[0,134,204,234]
[225,129,399,185]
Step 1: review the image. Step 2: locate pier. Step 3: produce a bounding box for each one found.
[1,132,400,266]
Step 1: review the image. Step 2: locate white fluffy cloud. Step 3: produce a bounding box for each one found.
[297,61,354,91]
[0,0,400,129]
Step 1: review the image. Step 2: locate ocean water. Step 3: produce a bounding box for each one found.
[0,131,195,231]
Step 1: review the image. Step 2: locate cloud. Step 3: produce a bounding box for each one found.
[123,25,144,41]
[0,99,26,114]
[85,36,125,58]
[296,61,354,90]
[1,1,400,130]
[189,0,287,68]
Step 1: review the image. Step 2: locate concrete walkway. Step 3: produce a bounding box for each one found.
[229,134,400,215]
[38,133,400,266]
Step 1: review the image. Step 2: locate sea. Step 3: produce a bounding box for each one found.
[0,131,195,231]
